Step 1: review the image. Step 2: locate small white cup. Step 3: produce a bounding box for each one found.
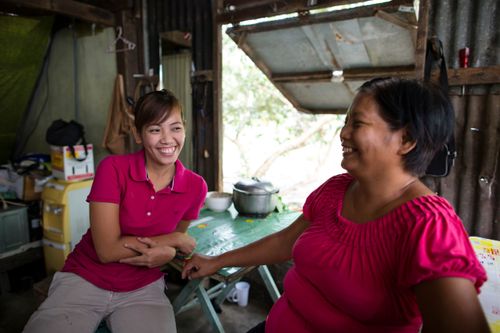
[226,281,250,307]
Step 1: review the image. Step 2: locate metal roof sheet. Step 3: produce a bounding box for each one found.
[227,3,417,113]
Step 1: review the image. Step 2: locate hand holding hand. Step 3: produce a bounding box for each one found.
[173,232,196,256]
[120,237,176,268]
[181,253,221,280]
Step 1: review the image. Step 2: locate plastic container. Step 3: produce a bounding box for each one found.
[205,192,232,212]
[0,206,29,253]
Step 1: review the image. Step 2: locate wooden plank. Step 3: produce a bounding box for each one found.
[304,108,347,115]
[374,10,417,31]
[160,31,192,48]
[272,66,415,83]
[115,10,143,98]
[1,0,115,26]
[213,0,223,191]
[432,66,500,86]
[343,66,415,80]
[218,0,413,24]
[226,1,405,34]
[414,0,430,80]
[272,71,333,82]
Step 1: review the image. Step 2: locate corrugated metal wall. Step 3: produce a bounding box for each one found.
[424,0,499,240]
[146,0,218,189]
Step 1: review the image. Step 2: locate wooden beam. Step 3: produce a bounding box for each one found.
[304,108,347,115]
[272,65,416,83]
[1,0,115,26]
[374,10,417,31]
[343,65,415,80]
[115,9,142,98]
[414,0,430,80]
[160,31,192,48]
[218,0,414,25]
[213,0,224,191]
[272,71,333,82]
[432,66,500,86]
[226,1,406,35]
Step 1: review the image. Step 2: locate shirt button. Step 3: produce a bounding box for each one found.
[150,195,155,200]
[146,212,151,216]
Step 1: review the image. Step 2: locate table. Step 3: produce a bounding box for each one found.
[169,208,301,333]
[470,237,500,333]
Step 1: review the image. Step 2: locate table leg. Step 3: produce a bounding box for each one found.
[172,278,226,333]
[172,279,202,314]
[258,265,281,302]
[195,283,225,333]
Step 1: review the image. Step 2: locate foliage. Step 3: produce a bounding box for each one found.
[222,31,345,204]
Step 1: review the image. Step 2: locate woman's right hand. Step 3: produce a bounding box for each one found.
[181,254,221,280]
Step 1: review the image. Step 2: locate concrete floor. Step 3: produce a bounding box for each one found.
[0,263,274,333]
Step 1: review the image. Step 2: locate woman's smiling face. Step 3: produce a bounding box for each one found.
[340,93,406,177]
[138,106,185,169]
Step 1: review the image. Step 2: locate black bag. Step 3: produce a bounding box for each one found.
[423,38,457,177]
[46,119,88,161]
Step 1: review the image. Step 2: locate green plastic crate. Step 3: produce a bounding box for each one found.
[0,206,29,253]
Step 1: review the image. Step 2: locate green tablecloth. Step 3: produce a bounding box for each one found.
[187,207,301,277]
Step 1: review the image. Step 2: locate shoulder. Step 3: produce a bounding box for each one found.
[405,195,459,227]
[398,195,486,291]
[185,169,207,190]
[174,160,208,192]
[310,173,353,198]
[97,151,138,170]
[303,173,352,220]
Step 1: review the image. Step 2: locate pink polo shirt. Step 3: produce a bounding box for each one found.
[62,150,207,292]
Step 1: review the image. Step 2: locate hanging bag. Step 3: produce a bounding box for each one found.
[46,119,89,161]
[423,37,457,177]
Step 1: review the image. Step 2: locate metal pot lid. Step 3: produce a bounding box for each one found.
[233,178,279,194]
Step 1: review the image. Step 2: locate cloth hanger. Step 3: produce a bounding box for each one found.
[107,26,136,53]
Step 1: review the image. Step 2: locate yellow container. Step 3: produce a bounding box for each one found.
[41,179,92,248]
[42,238,70,274]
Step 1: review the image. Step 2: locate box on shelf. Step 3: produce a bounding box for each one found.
[22,175,43,201]
[50,144,94,181]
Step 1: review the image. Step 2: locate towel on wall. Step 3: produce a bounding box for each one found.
[102,74,134,154]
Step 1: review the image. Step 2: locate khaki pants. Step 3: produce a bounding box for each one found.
[23,272,177,333]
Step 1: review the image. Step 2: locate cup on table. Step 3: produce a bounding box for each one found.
[226,281,251,307]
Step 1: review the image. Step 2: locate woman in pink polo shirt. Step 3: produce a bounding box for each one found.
[182,78,489,333]
[25,90,207,333]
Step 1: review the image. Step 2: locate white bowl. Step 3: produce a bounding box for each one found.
[205,191,232,212]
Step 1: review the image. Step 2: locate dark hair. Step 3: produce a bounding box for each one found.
[358,77,454,176]
[133,89,183,133]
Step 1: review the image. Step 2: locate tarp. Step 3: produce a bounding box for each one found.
[0,15,53,164]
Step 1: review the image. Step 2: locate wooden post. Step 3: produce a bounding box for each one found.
[415,0,430,80]
[213,0,223,191]
[115,7,143,98]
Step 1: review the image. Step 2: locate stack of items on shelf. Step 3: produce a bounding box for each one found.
[42,119,95,273]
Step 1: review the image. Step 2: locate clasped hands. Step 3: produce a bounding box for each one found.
[119,232,196,268]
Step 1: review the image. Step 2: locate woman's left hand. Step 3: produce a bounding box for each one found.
[119,237,176,268]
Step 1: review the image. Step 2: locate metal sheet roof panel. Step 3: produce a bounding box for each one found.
[228,5,417,113]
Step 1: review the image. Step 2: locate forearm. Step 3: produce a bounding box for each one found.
[95,234,175,263]
[216,233,292,269]
[216,215,308,268]
[150,232,188,248]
